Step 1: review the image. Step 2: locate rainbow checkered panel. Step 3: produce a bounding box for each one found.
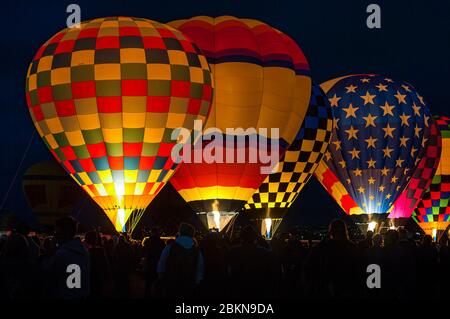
[244,84,333,214]
[413,116,450,224]
[25,17,213,217]
[389,117,442,218]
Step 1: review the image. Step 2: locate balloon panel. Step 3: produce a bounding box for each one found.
[314,160,365,215]
[168,15,311,148]
[170,134,283,213]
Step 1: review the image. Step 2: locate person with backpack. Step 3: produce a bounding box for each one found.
[157,223,204,299]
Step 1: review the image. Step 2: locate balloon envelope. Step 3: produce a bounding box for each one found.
[320,74,431,215]
[413,116,450,235]
[169,16,312,225]
[25,17,213,232]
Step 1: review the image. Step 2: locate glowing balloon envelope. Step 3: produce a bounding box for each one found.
[412,116,450,237]
[25,17,214,233]
[388,118,441,220]
[319,74,431,216]
[168,16,312,231]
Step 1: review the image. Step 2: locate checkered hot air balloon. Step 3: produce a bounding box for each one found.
[412,116,450,238]
[168,16,312,231]
[243,84,333,239]
[25,17,214,233]
[318,74,431,220]
[388,117,442,221]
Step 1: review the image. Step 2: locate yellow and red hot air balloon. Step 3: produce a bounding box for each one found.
[168,16,312,231]
[25,17,213,233]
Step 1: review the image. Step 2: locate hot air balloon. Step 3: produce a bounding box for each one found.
[243,84,333,239]
[22,160,84,228]
[388,118,442,224]
[412,116,450,240]
[168,16,312,231]
[25,17,214,233]
[319,74,431,229]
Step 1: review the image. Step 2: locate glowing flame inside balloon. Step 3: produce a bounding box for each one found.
[211,199,220,230]
[389,225,396,230]
[432,228,437,242]
[264,218,273,239]
[118,208,126,232]
[114,181,125,197]
[368,221,377,232]
[212,211,221,230]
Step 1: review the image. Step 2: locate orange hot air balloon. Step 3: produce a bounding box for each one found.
[168,16,312,231]
[25,17,213,233]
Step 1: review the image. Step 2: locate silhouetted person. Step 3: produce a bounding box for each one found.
[397,227,416,249]
[16,222,40,259]
[379,229,415,299]
[364,233,384,298]
[112,234,134,298]
[416,235,439,296]
[278,233,309,298]
[227,226,274,299]
[305,219,363,298]
[199,230,228,298]
[157,223,204,299]
[104,237,115,265]
[40,236,57,260]
[85,230,109,299]
[438,231,450,297]
[366,233,383,264]
[358,230,374,251]
[41,217,90,298]
[142,228,165,298]
[0,234,40,298]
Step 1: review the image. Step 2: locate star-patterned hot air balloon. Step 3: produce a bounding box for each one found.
[243,84,333,239]
[168,16,312,231]
[388,118,442,221]
[316,118,442,223]
[412,116,450,238]
[319,74,431,221]
[25,17,214,233]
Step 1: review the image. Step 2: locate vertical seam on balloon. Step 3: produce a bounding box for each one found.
[230,18,263,210]
[94,18,117,219]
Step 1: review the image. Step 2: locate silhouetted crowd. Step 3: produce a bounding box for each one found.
[1,217,449,299]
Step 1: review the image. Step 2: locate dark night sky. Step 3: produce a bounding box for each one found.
[1,0,449,228]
